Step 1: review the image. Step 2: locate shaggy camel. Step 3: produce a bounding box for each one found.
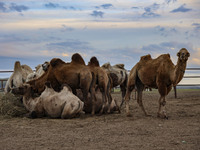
[27,53,96,115]
[11,83,84,119]
[5,61,33,93]
[88,57,112,114]
[102,62,128,101]
[124,48,190,118]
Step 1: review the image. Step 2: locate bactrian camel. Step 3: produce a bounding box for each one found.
[124,48,190,119]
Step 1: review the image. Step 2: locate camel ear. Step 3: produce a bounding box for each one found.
[177,52,180,57]
[186,52,190,57]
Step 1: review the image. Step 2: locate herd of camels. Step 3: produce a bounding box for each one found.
[5,48,190,119]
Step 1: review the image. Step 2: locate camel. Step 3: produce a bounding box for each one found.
[124,48,190,119]
[4,61,33,93]
[101,62,128,101]
[88,57,112,114]
[27,53,96,115]
[11,83,84,119]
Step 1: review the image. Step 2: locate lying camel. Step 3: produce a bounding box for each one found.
[102,62,128,102]
[5,61,33,93]
[11,83,84,119]
[88,57,112,114]
[124,48,190,119]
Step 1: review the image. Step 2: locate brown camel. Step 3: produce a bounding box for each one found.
[27,53,96,115]
[124,48,190,119]
[88,57,112,114]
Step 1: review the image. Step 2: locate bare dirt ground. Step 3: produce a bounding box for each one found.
[0,89,200,150]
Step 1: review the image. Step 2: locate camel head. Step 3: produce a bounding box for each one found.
[11,84,33,96]
[42,61,50,71]
[177,48,190,62]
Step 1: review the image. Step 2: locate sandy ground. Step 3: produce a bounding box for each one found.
[0,89,200,150]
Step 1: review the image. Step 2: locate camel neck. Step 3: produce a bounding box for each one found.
[173,59,187,85]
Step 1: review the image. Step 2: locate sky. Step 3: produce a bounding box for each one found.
[0,0,200,74]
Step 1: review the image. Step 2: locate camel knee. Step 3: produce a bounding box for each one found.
[159,99,166,106]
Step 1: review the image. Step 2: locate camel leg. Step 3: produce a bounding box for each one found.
[124,84,134,117]
[136,83,149,116]
[120,84,126,107]
[157,96,168,119]
[99,88,107,114]
[137,89,149,116]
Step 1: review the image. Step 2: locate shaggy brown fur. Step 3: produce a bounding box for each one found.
[124,48,190,118]
[88,57,112,114]
[27,53,96,115]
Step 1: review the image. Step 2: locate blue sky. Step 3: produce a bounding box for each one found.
[0,0,200,72]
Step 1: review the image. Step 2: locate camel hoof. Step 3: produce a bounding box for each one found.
[118,109,121,114]
[145,114,151,117]
[126,113,132,117]
[164,116,169,120]
[157,113,168,119]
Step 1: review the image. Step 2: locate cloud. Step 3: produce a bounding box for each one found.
[154,26,178,37]
[90,10,104,18]
[142,42,192,55]
[44,2,76,10]
[44,2,60,9]
[100,4,113,9]
[132,7,139,9]
[95,3,113,9]
[46,39,91,50]
[60,25,75,32]
[165,0,177,4]
[142,3,160,18]
[9,3,29,12]
[0,2,6,12]
[192,23,200,31]
[170,4,192,13]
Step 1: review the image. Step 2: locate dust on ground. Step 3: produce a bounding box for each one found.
[0,89,199,150]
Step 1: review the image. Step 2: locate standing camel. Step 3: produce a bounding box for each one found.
[88,57,111,114]
[124,48,190,119]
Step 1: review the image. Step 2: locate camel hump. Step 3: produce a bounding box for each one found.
[88,56,100,67]
[140,54,152,61]
[161,53,170,59]
[101,62,111,68]
[114,64,125,69]
[71,53,85,65]
[14,61,22,72]
[50,58,65,67]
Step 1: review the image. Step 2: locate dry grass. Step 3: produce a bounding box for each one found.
[0,92,27,118]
